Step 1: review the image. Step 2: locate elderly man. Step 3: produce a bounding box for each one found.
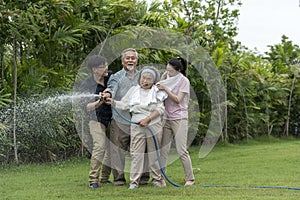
[104,48,149,186]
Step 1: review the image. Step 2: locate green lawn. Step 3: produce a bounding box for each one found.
[1,137,300,200]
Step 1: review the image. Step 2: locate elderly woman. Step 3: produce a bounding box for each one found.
[106,66,166,189]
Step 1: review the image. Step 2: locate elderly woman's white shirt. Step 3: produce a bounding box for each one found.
[115,85,165,125]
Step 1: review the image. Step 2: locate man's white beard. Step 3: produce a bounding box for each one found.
[127,65,134,71]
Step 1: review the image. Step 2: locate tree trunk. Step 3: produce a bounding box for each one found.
[13,35,19,164]
[241,89,249,140]
[285,76,296,136]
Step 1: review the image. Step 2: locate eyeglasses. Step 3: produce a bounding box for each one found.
[96,64,108,68]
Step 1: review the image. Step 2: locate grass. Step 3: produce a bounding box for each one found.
[1,137,300,200]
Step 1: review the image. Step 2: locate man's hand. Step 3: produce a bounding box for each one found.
[101,92,111,99]
[105,98,114,105]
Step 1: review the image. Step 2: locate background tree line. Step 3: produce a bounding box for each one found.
[0,0,299,163]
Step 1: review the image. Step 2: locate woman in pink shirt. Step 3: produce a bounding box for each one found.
[157,57,195,186]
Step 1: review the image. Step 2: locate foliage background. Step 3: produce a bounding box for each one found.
[0,0,299,163]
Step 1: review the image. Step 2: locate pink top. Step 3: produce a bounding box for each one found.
[164,76,190,120]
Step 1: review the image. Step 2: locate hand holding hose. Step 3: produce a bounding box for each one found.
[139,116,151,127]
[105,97,115,105]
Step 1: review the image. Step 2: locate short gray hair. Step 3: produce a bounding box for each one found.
[121,48,138,60]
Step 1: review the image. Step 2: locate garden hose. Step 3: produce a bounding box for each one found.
[111,105,300,191]
[111,104,184,187]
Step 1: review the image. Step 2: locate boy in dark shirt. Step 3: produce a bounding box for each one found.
[79,55,112,188]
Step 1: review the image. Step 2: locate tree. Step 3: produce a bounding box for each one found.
[266,35,300,73]
[266,35,300,136]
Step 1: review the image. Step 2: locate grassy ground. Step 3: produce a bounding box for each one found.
[1,137,300,200]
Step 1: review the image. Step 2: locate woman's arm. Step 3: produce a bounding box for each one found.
[105,86,136,110]
[139,110,160,127]
[139,101,164,127]
[156,84,186,104]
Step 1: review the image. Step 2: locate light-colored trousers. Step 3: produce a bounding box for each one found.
[160,119,195,181]
[109,120,131,182]
[130,122,163,185]
[88,120,110,184]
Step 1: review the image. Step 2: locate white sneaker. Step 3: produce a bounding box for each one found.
[153,181,163,187]
[160,179,167,187]
[129,183,138,189]
[184,180,195,186]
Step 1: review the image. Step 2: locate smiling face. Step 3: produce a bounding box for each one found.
[140,72,154,89]
[122,51,138,71]
[166,64,180,77]
[93,63,108,79]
